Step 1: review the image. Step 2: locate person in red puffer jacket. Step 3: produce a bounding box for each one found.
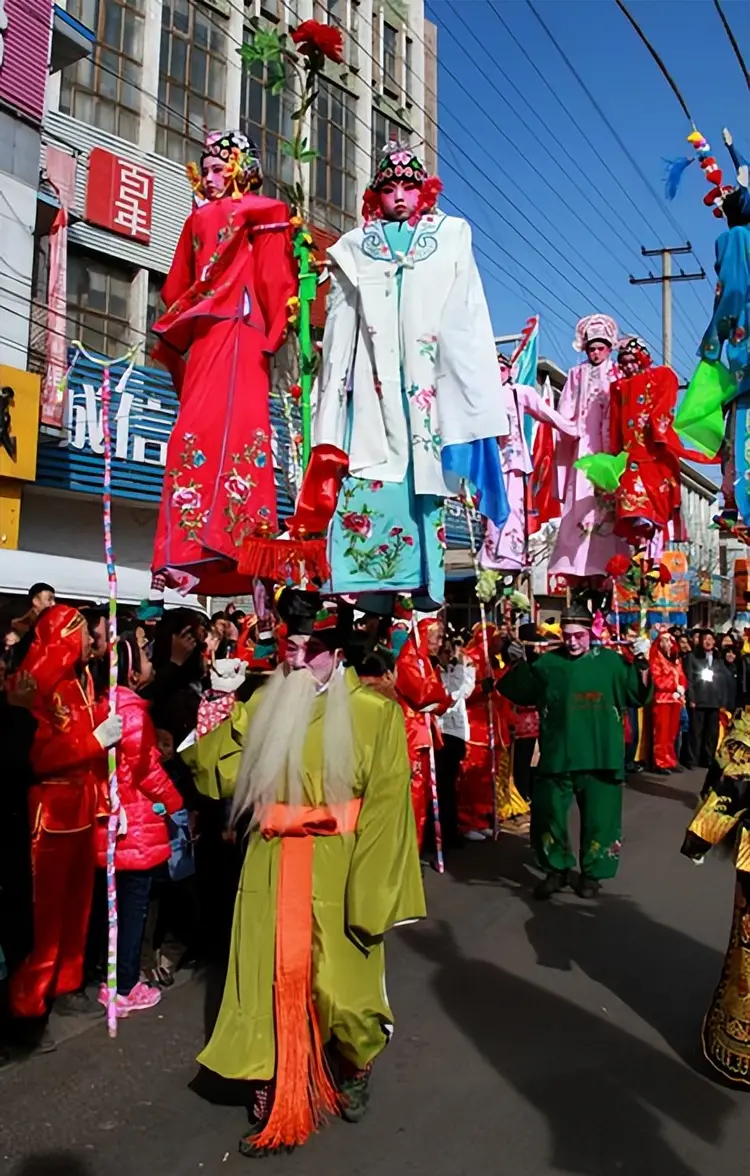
[95,632,183,1018]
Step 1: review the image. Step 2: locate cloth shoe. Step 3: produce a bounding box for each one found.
[575,875,601,900]
[533,871,569,900]
[55,990,105,1017]
[463,830,486,842]
[339,1067,372,1124]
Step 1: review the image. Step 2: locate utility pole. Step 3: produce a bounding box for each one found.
[629,244,705,367]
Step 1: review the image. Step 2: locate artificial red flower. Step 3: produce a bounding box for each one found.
[288,383,302,400]
[291,20,344,64]
[605,554,631,579]
[657,564,672,585]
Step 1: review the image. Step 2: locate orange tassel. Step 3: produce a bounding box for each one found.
[251,835,339,1150]
[238,536,330,584]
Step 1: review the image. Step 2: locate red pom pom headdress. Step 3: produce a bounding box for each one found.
[361,140,442,224]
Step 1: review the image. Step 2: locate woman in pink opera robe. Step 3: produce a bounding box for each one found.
[549,313,629,580]
[480,356,578,572]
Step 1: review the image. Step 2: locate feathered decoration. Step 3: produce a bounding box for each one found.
[664,156,694,200]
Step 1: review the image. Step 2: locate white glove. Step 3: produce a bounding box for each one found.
[632,637,651,659]
[210,658,247,694]
[94,715,123,749]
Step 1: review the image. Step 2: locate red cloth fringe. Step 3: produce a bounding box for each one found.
[238,536,330,584]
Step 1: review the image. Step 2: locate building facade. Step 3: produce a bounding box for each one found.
[5,0,438,599]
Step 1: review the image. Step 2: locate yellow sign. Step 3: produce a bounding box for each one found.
[0,366,40,483]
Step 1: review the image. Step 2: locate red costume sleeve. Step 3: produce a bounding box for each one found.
[609,380,625,454]
[161,216,195,311]
[395,645,452,714]
[31,706,104,779]
[252,218,296,354]
[649,367,680,445]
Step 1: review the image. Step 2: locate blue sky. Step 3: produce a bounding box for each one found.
[425,0,748,379]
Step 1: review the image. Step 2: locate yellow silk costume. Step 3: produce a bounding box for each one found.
[183,667,426,1083]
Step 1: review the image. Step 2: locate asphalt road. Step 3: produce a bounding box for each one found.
[2,767,749,1176]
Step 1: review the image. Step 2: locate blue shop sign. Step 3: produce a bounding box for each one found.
[36,354,178,503]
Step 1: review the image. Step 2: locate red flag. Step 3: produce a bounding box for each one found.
[526,420,560,534]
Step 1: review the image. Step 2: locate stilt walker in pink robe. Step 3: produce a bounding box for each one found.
[481,353,578,571]
[549,314,629,580]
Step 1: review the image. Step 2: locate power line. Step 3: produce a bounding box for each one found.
[713,0,750,89]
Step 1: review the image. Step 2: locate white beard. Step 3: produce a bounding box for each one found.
[230,663,355,827]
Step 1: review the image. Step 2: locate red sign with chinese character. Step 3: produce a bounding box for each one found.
[85,148,154,244]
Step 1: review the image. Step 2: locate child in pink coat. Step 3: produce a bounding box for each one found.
[96,633,183,1018]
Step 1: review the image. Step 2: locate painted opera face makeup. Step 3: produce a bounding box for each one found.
[201,157,228,199]
[380,179,421,222]
[562,624,591,657]
[284,634,339,684]
[585,341,612,367]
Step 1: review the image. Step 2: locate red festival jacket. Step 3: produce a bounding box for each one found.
[649,634,687,705]
[395,620,452,761]
[20,605,108,834]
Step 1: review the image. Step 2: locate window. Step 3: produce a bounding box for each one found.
[239,58,295,203]
[371,110,411,168]
[145,275,165,368]
[60,0,144,143]
[67,252,133,358]
[383,21,398,94]
[405,37,413,103]
[311,80,357,234]
[156,0,227,165]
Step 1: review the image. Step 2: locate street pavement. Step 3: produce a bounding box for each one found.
[2,766,749,1176]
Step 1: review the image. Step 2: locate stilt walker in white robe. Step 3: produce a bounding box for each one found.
[291,142,510,606]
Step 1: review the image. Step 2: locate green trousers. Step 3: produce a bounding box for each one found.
[532,771,623,880]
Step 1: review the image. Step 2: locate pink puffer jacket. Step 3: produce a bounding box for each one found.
[95,687,184,871]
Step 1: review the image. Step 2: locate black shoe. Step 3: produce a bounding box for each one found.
[533,871,569,900]
[54,990,105,1018]
[652,767,670,776]
[339,1067,371,1124]
[630,764,645,774]
[670,765,685,774]
[575,876,601,899]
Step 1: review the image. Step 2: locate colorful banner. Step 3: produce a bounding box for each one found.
[512,315,539,450]
[614,550,689,624]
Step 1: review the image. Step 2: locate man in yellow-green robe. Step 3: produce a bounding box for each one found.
[182,589,425,1158]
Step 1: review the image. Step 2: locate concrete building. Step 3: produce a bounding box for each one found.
[4,0,438,601]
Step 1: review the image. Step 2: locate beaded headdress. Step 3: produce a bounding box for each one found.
[187,129,263,200]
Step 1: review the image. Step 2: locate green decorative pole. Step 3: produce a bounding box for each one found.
[294,228,318,471]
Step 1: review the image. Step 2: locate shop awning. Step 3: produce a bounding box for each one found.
[0,551,202,609]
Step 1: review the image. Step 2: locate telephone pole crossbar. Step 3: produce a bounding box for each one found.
[629,243,705,367]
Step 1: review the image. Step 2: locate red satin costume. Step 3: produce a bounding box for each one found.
[395,620,451,848]
[649,634,687,770]
[10,606,107,1018]
[152,192,296,595]
[457,624,504,835]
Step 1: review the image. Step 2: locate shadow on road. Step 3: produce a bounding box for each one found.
[516,887,725,1061]
[10,1155,95,1176]
[626,773,699,809]
[404,920,734,1176]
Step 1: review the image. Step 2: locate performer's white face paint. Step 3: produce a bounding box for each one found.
[202,157,229,199]
[585,341,612,367]
[380,179,421,222]
[498,361,512,385]
[284,634,340,685]
[562,625,591,657]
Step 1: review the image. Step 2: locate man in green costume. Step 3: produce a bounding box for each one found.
[182,588,425,1158]
[498,603,650,900]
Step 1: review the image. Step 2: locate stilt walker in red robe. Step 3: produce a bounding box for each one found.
[457,621,504,839]
[9,606,122,1022]
[395,617,451,848]
[151,131,296,595]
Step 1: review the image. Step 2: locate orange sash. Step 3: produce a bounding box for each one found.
[252,799,362,1150]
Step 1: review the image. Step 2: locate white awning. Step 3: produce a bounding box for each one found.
[0,550,202,609]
